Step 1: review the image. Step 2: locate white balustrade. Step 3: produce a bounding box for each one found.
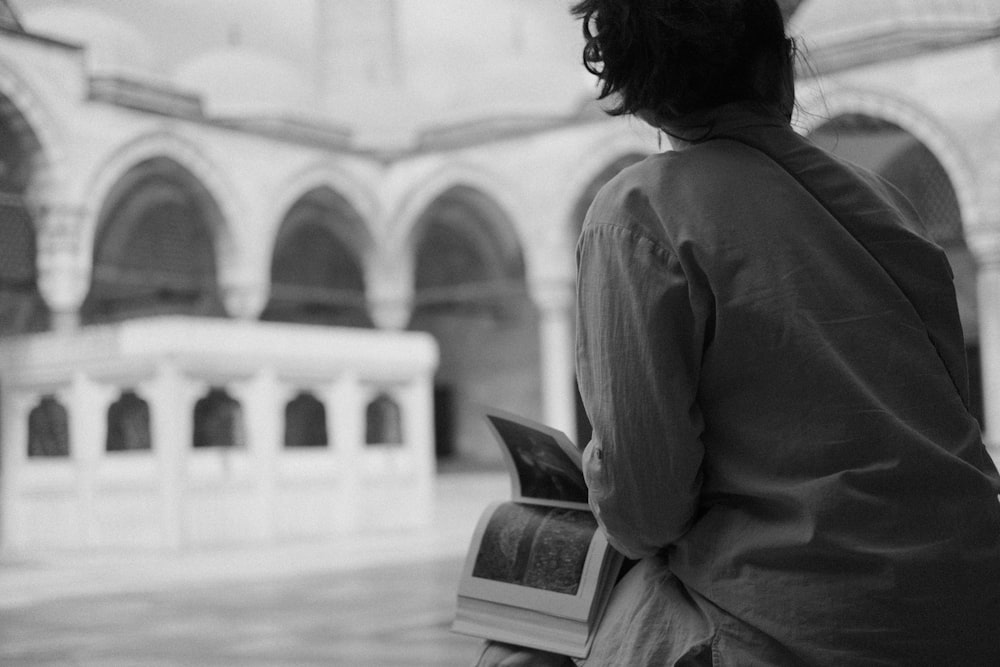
[0,316,438,551]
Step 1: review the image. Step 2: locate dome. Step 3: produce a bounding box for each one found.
[21,6,157,77]
[173,48,314,118]
[790,0,1000,52]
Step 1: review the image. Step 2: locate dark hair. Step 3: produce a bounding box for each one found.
[571,0,796,123]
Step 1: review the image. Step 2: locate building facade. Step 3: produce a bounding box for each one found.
[0,0,656,549]
[1,0,998,550]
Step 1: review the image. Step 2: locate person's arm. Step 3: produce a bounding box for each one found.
[576,219,707,560]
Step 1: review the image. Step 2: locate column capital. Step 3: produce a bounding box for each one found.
[36,205,88,256]
[367,293,414,330]
[37,228,89,332]
[529,277,575,315]
[365,254,414,330]
[34,205,90,331]
[965,223,1000,268]
[220,281,269,320]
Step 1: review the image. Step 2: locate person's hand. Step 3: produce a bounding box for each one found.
[474,641,574,667]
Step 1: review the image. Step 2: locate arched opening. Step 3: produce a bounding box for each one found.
[365,392,402,446]
[810,114,982,424]
[106,389,151,452]
[407,185,536,468]
[192,387,245,449]
[82,157,226,324]
[284,391,328,448]
[28,394,69,457]
[262,187,372,328]
[0,95,48,334]
[571,153,646,446]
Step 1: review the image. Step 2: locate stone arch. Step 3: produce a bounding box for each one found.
[409,183,526,308]
[263,185,374,328]
[795,85,983,232]
[387,162,527,258]
[81,156,227,323]
[377,162,529,328]
[76,130,247,288]
[0,80,54,334]
[0,59,67,211]
[264,162,380,256]
[402,177,538,467]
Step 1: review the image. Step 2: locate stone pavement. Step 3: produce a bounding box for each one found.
[0,471,509,666]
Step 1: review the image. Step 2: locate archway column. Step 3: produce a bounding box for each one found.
[530,277,577,438]
[36,206,90,332]
[366,253,414,330]
[968,229,1000,467]
[220,278,270,320]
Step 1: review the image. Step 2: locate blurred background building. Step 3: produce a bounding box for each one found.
[0,0,998,551]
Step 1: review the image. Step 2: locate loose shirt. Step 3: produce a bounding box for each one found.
[575,104,1000,665]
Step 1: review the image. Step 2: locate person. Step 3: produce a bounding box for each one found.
[477,0,1000,665]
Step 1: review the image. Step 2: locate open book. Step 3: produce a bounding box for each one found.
[451,410,625,658]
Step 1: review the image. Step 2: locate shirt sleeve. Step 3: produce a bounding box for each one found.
[576,219,707,560]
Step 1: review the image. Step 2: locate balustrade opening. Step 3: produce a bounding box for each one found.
[366,392,402,445]
[193,387,245,448]
[284,391,328,447]
[106,389,152,452]
[27,394,69,457]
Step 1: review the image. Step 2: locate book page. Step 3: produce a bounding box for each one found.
[459,500,610,621]
[472,502,596,595]
[484,410,588,506]
[454,410,625,657]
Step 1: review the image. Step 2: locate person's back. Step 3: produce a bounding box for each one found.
[579,104,1000,663]
[564,0,1000,665]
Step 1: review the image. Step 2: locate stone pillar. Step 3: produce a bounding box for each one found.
[143,362,192,549]
[975,257,1000,467]
[69,372,117,547]
[220,279,269,320]
[327,371,365,530]
[366,255,414,330]
[968,230,1000,468]
[231,368,281,541]
[401,375,436,526]
[530,278,578,438]
[0,392,34,551]
[368,291,413,330]
[36,206,90,332]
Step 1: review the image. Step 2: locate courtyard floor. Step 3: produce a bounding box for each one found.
[0,471,508,666]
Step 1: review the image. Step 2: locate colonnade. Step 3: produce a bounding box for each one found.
[27,198,583,442]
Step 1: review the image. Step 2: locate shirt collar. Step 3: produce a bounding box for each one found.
[660,102,791,145]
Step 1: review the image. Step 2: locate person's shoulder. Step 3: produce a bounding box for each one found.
[589,148,715,211]
[584,146,757,243]
[581,154,680,248]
